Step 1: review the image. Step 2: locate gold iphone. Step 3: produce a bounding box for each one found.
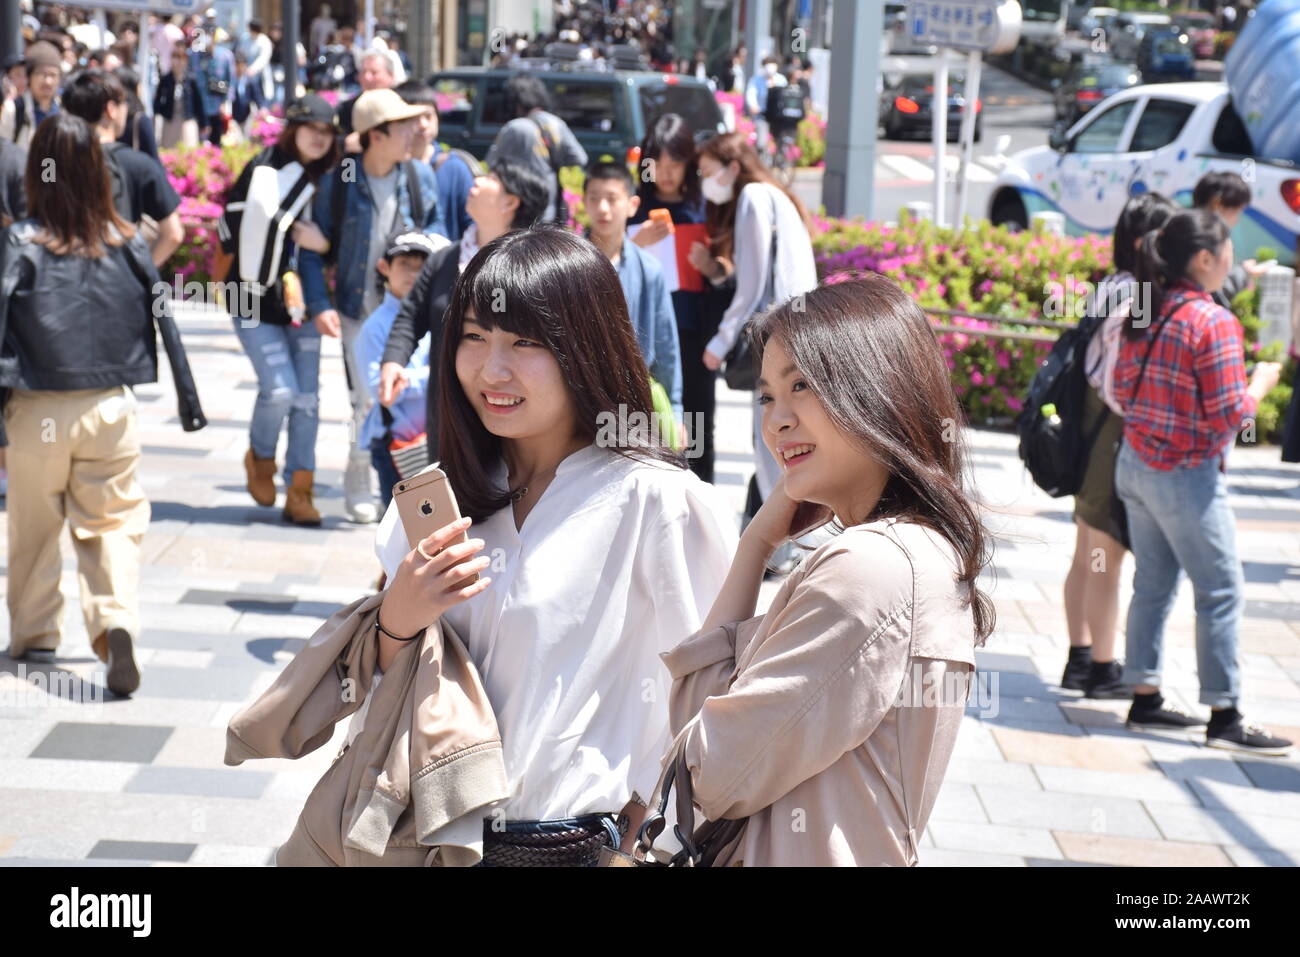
[392,468,478,582]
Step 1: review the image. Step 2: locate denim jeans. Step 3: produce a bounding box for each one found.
[369,435,400,509]
[1115,438,1242,707]
[233,318,322,486]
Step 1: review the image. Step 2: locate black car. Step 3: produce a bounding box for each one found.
[1052,61,1140,123]
[426,66,726,162]
[879,74,983,142]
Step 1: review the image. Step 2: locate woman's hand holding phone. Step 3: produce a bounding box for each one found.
[380,516,492,641]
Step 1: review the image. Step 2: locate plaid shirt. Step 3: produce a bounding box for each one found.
[1114,279,1256,471]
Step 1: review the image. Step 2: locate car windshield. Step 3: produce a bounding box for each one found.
[1173,14,1211,28]
[900,75,967,95]
[1154,34,1190,55]
[1087,66,1137,86]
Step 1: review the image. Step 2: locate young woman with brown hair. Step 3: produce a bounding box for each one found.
[0,112,203,695]
[663,275,994,865]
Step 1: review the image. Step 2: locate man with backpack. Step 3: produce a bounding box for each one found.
[61,69,184,269]
[485,73,586,224]
[0,41,62,148]
[299,88,447,524]
[394,79,482,244]
[763,65,806,166]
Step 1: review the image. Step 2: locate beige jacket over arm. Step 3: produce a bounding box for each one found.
[225,591,510,866]
[663,520,978,866]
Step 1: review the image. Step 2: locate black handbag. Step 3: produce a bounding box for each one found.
[206,75,230,98]
[721,226,780,392]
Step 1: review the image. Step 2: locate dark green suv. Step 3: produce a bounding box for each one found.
[427,67,728,162]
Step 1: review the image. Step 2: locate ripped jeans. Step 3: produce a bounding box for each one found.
[233,317,322,485]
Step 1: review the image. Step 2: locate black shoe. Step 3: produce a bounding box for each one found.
[1126,693,1205,731]
[1060,646,1091,691]
[1084,660,1132,700]
[104,626,140,697]
[1206,715,1294,757]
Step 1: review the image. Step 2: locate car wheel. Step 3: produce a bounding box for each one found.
[884,114,900,140]
[991,191,1028,232]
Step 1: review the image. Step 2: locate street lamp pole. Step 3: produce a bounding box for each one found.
[821,0,883,220]
[0,1,19,64]
[281,0,301,106]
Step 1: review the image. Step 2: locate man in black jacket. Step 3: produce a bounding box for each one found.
[0,138,25,225]
[378,159,549,458]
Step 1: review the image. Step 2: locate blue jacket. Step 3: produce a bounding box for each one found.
[432,144,475,244]
[354,291,430,448]
[612,235,683,421]
[190,47,235,119]
[300,159,445,321]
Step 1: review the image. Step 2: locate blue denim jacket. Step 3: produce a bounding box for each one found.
[613,235,683,421]
[300,159,446,320]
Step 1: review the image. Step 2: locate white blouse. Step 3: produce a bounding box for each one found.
[373,443,738,821]
[705,181,820,361]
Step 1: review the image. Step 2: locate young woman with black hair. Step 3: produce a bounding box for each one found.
[220,93,342,525]
[628,113,728,484]
[663,276,994,865]
[1060,193,1178,698]
[1113,208,1290,755]
[370,226,737,865]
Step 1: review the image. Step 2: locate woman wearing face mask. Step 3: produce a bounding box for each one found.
[628,114,727,483]
[1113,208,1290,755]
[369,226,737,864]
[662,276,993,865]
[695,133,818,554]
[219,94,341,525]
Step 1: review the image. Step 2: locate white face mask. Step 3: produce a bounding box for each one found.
[701,168,735,205]
[764,62,777,77]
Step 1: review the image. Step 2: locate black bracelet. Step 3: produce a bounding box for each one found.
[375,607,425,643]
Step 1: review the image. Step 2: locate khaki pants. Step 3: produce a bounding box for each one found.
[4,387,150,655]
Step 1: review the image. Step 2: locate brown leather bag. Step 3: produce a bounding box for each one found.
[600,746,747,867]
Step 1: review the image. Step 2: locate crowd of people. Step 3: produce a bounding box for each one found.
[0,6,1295,868]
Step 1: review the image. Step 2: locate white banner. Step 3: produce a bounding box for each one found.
[58,0,205,14]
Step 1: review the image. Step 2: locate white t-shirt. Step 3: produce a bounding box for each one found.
[370,444,738,821]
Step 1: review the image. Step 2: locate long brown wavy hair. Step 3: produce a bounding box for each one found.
[699,131,813,262]
[26,112,134,257]
[750,275,996,645]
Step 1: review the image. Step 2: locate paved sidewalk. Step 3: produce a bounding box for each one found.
[1,305,1298,866]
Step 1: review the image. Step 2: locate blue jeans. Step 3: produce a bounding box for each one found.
[232,318,322,486]
[369,435,400,509]
[1115,438,1242,707]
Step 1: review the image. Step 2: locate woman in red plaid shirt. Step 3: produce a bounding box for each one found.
[1112,208,1288,755]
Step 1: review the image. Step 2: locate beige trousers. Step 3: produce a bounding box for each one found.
[4,387,150,655]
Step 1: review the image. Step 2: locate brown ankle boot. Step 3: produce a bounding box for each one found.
[283,470,322,526]
[245,449,277,506]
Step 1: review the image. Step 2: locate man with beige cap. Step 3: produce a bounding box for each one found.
[299,88,447,524]
[0,41,63,148]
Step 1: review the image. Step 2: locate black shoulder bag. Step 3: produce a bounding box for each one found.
[721,224,779,392]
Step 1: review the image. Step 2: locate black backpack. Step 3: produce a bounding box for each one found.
[529,115,568,224]
[102,142,132,222]
[767,84,806,125]
[1016,312,1108,498]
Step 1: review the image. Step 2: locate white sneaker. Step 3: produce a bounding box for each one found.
[344,452,379,524]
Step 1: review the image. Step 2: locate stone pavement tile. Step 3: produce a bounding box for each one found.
[979,670,1059,699]
[1052,832,1232,867]
[89,839,196,862]
[126,765,272,800]
[0,788,305,847]
[30,722,173,763]
[75,696,223,728]
[926,820,1063,859]
[991,725,1158,774]
[942,757,1040,789]
[974,651,1039,675]
[1059,700,1130,731]
[1186,778,1300,820]
[1240,628,1300,658]
[929,783,989,823]
[0,717,56,758]
[920,848,1026,867]
[150,725,328,776]
[0,757,140,792]
[230,612,334,640]
[1143,801,1300,850]
[1033,766,1199,806]
[5,834,98,860]
[1235,755,1300,791]
[951,719,1005,761]
[976,785,1162,839]
[128,664,257,702]
[147,649,217,669]
[190,844,278,866]
[1223,846,1300,866]
[1143,743,1257,787]
[974,694,1070,725]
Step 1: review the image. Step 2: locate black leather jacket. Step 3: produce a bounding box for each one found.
[0,220,206,446]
